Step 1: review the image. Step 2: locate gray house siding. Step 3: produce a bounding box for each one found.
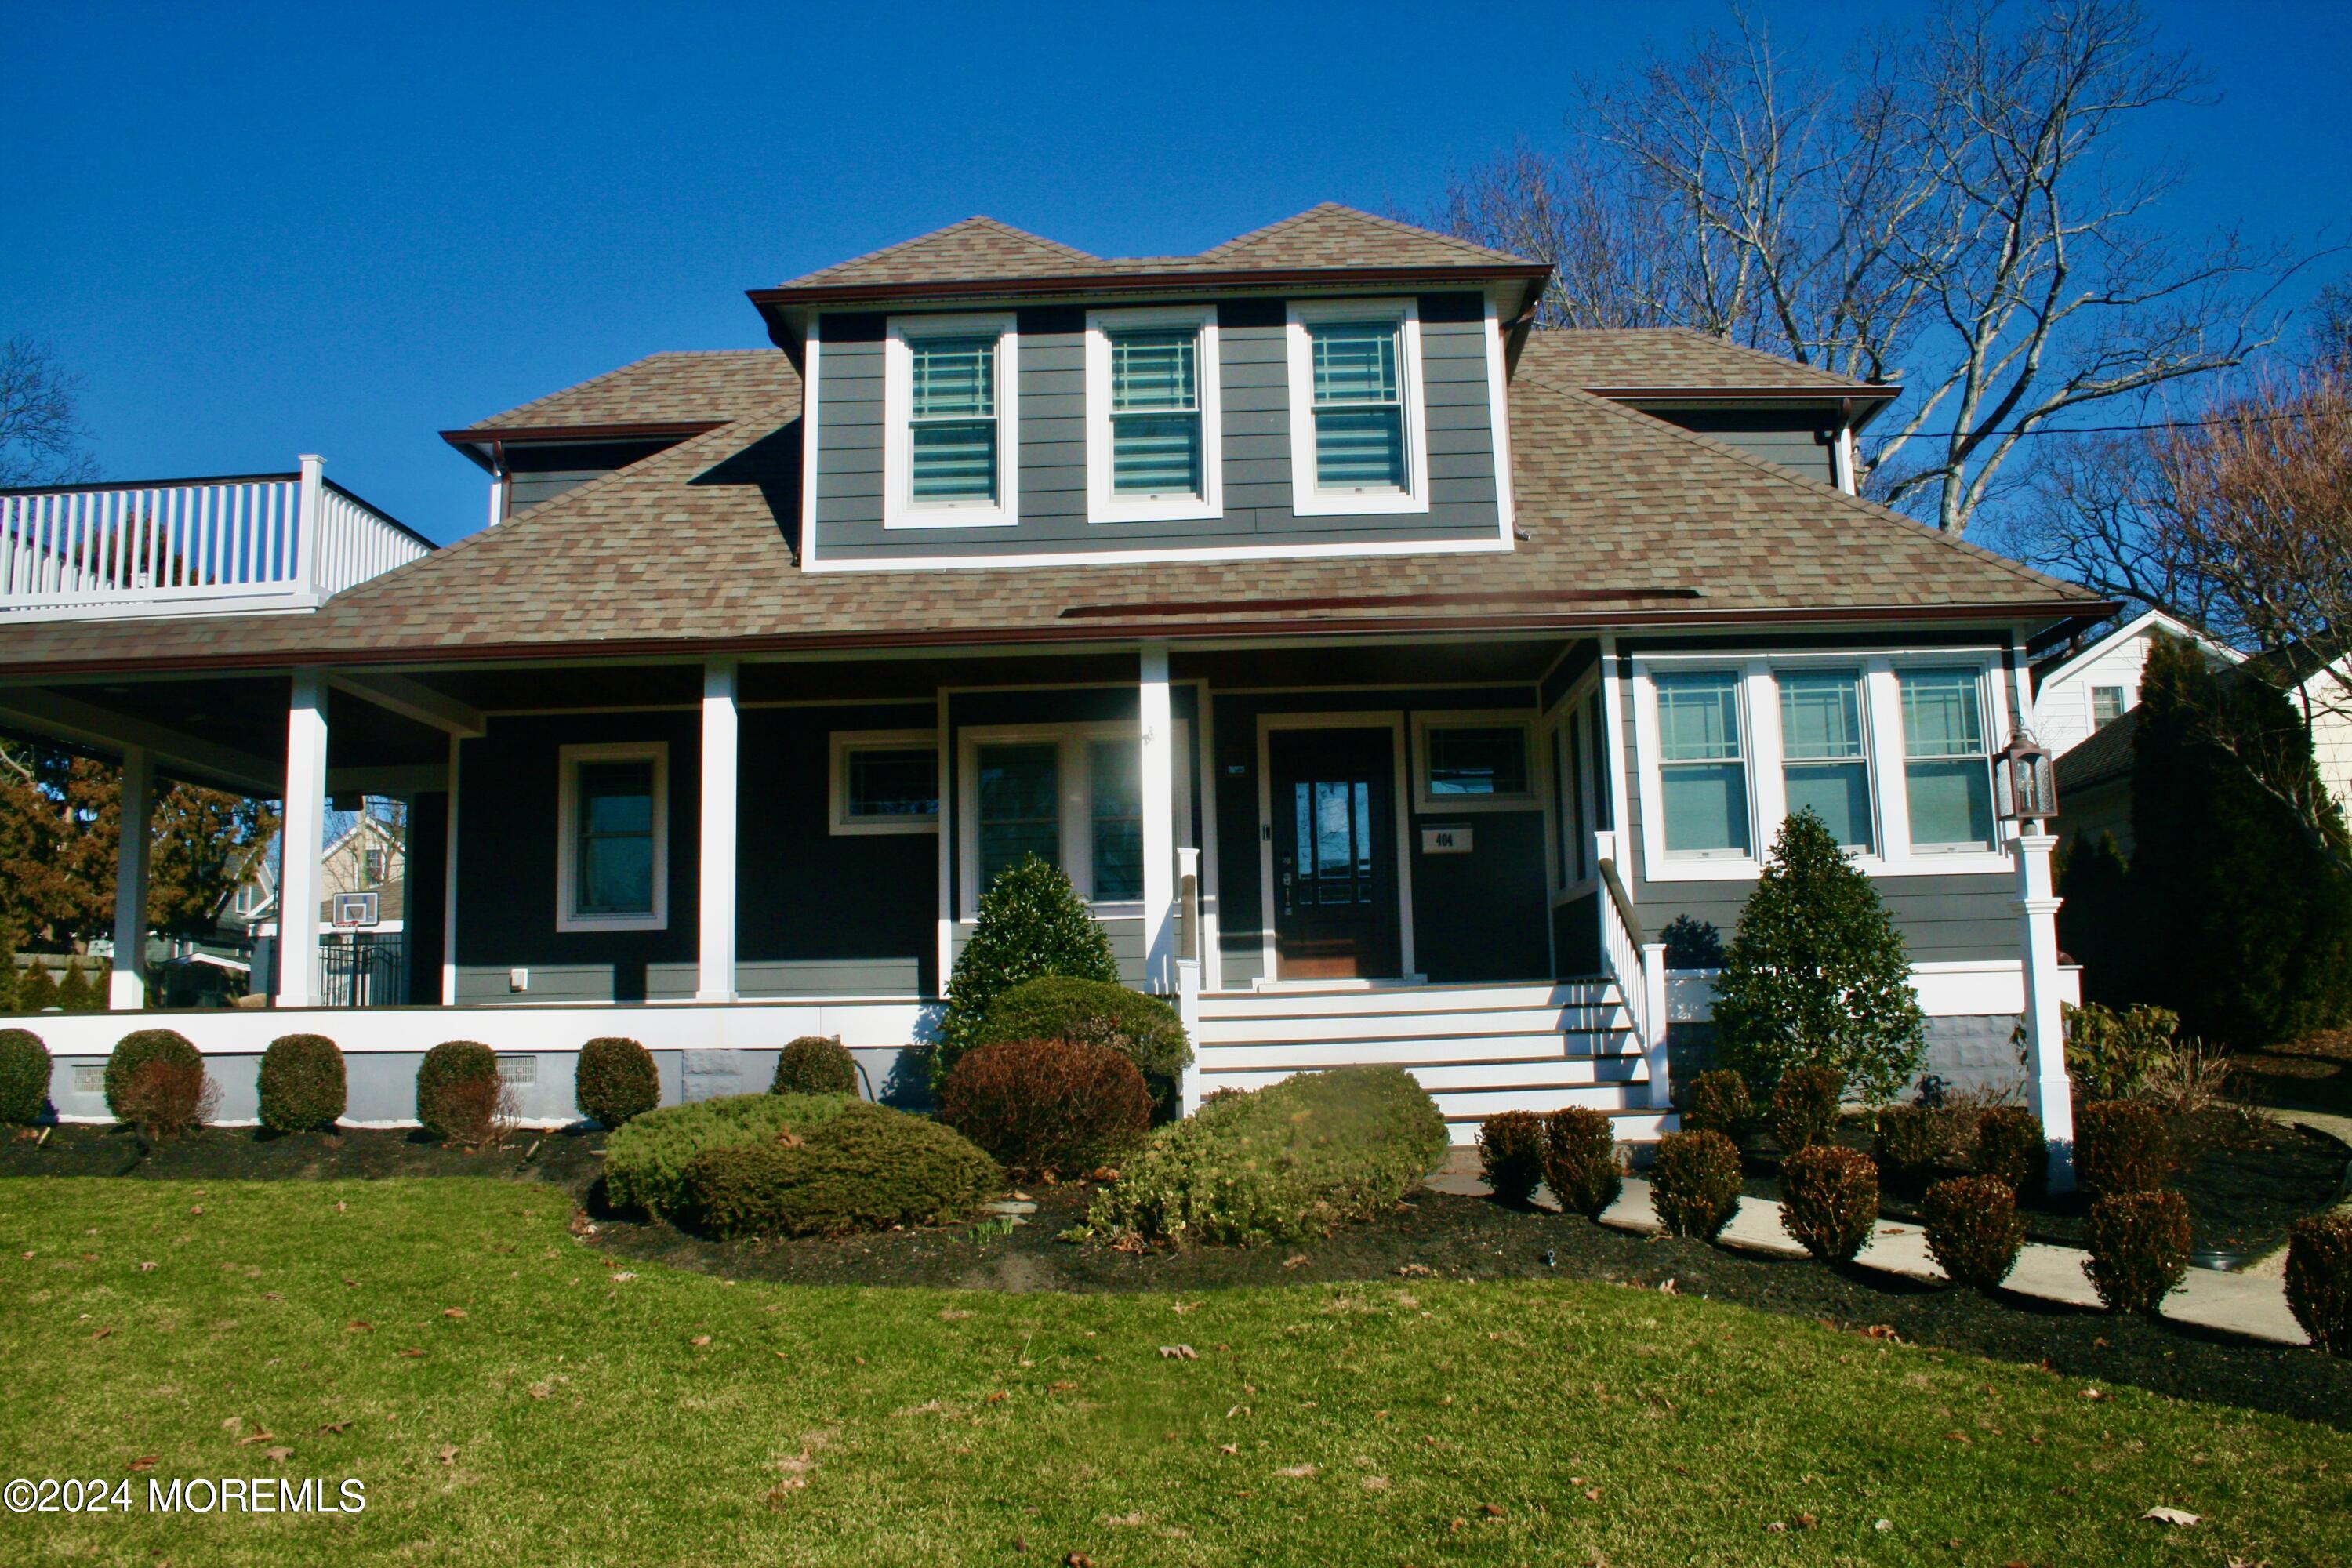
[811,292,1502,562]
[1646,407,1838,488]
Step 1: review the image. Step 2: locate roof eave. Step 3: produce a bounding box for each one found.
[437,420,730,474]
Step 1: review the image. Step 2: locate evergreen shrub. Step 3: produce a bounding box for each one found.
[1779,1144,1878,1262]
[1475,1110,1546,1205]
[2285,1212,2352,1357]
[938,1037,1151,1177]
[1769,1063,1842,1153]
[2063,1002,2179,1100]
[2083,1189,2191,1314]
[1650,1128,1743,1240]
[681,1102,999,1239]
[575,1036,659,1128]
[976,976,1192,1091]
[2075,1099,2173,1199]
[16,964,57,1013]
[56,960,96,1012]
[1679,1069,1751,1138]
[935,855,1118,1085]
[1872,1105,1946,1180]
[771,1036,858,1097]
[0,1028,49,1124]
[257,1033,345,1132]
[1971,1106,2045,1191]
[105,1029,200,1122]
[1541,1107,1623,1218]
[603,1093,855,1216]
[1922,1174,2024,1290]
[416,1040,499,1143]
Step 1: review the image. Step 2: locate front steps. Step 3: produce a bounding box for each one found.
[1193,978,1674,1146]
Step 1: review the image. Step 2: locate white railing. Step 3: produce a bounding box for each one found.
[1595,830,1673,1110]
[0,455,430,621]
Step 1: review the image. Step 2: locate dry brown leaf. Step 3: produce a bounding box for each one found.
[138,1261,157,1273]
[128,1455,158,1472]
[441,1308,467,1319]
[437,1444,459,1465]
[317,1421,352,1435]
[691,1335,712,1348]
[399,1348,424,1359]
[89,1326,112,1341]
[220,1417,241,1432]
[263,1446,292,1463]
[1276,1463,1318,1479]
[1217,1444,1239,1456]
[347,1321,372,1333]
[1158,1344,1196,1360]
[1483,1502,1506,1517]
[985,1391,1009,1404]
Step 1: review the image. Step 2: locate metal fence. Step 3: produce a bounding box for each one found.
[319,933,407,1008]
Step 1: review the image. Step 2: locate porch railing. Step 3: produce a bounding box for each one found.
[320,932,407,1009]
[0,455,430,622]
[1595,832,1672,1110]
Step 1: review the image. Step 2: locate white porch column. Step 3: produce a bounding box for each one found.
[109,746,154,1010]
[1139,643,1175,993]
[2015,829,2075,1192]
[278,670,330,1007]
[441,731,463,1007]
[697,659,740,1003]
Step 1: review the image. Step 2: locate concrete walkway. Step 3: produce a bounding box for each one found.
[2245,1107,2352,1283]
[1425,1152,2313,1347]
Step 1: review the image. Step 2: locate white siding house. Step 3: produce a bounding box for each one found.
[2031,608,2238,757]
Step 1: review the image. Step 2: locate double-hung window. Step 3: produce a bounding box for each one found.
[2091,684,2125,728]
[885,314,1017,528]
[1900,668,1996,851]
[1779,670,1873,851]
[1085,307,1219,522]
[1655,672,1750,856]
[557,743,667,931]
[975,743,1061,890]
[1087,739,1143,901]
[1286,300,1429,515]
[962,726,1193,913]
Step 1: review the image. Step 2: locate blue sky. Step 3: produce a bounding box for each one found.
[5,1,2347,544]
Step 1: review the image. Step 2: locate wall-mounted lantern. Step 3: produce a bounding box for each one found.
[1995,728,2058,823]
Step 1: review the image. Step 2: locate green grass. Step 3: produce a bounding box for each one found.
[2,1178,2347,1566]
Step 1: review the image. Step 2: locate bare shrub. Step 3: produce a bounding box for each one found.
[434,1072,521,1150]
[116,1057,217,1142]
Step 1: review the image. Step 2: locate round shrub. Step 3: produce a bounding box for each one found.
[257,1033,345,1133]
[936,855,1120,1082]
[2083,1189,2191,1315]
[975,976,1192,1091]
[681,1102,1000,1239]
[105,1029,200,1122]
[1872,1105,1945,1181]
[1476,1110,1546,1205]
[1087,1065,1448,1248]
[1541,1107,1624,1218]
[2074,1099,2173,1200]
[1971,1105,2045,1191]
[1679,1069,1751,1138]
[0,1028,49,1125]
[771,1036,858,1098]
[576,1036,659,1128]
[1769,1063,1842,1153]
[1922,1174,2025,1290]
[1650,1129,1744,1241]
[1779,1144,1878,1262]
[2285,1212,2352,1357]
[604,1092,854,1216]
[938,1037,1150,1177]
[416,1040,499,1143]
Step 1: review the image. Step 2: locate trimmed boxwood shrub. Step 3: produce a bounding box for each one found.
[938,1037,1151,1177]
[1651,1129,1743,1240]
[771,1036,858,1098]
[1922,1174,2025,1290]
[681,1102,1000,1239]
[416,1040,499,1143]
[0,1028,49,1125]
[1541,1107,1623,1218]
[1476,1110,1546,1205]
[2074,1099,2173,1200]
[2285,1212,2352,1357]
[1779,1143,1878,1262]
[1972,1106,2045,1191]
[1679,1069,1751,1139]
[2083,1189,2192,1314]
[105,1029,200,1123]
[257,1033,345,1133]
[604,1092,855,1217]
[1769,1063,1841,1153]
[575,1036,659,1128]
[1872,1105,1945,1181]
[1087,1065,1448,1247]
[936,855,1120,1084]
[975,975,1192,1094]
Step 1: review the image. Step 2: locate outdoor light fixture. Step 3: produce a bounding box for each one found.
[1994,727,2057,823]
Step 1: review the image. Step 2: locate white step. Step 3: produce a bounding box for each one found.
[1441,1109,1679,1147]
[1428,1083,1655,1123]
[1204,1057,1648,1095]
[1199,1033,1635,1073]
[1198,980,1610,1019]
[1197,1004,1628,1046]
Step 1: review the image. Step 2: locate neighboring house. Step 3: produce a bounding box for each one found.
[2031,608,2238,757]
[0,203,2107,1135]
[224,815,408,938]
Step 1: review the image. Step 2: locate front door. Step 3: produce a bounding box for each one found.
[1268,727,1400,979]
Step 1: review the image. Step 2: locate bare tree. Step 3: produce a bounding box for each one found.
[0,336,95,488]
[1426,2,2288,536]
[2001,428,2223,623]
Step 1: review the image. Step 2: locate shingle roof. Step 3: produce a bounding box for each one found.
[0,372,2100,674]
[462,350,800,432]
[1199,203,1532,270]
[779,216,1098,289]
[2056,707,2140,791]
[1519,328,1887,395]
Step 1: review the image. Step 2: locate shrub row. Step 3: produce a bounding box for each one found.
[1474,1109,1622,1218]
[1779,1144,1878,1262]
[1651,1129,1743,1240]
[1088,1065,1448,1247]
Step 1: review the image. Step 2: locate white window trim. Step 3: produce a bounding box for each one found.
[1284,297,1432,517]
[956,720,1192,920]
[829,728,941,836]
[882,311,1020,529]
[1411,710,1540,814]
[1630,650,2015,882]
[555,741,669,933]
[1083,304,1222,524]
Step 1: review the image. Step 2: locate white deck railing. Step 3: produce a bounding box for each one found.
[0,455,430,621]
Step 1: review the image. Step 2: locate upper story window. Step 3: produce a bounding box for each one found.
[361,848,387,887]
[1085,307,1221,523]
[1779,670,1874,851]
[557,742,667,931]
[2091,684,2125,728]
[1285,299,1431,517]
[884,313,1018,528]
[1654,671,1751,858]
[1900,668,1996,851]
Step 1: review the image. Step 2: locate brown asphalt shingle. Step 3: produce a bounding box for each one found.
[1519,328,1887,394]
[463,350,801,431]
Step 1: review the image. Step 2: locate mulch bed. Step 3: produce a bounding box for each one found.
[5,1119,2349,1431]
[1738,1109,2350,1262]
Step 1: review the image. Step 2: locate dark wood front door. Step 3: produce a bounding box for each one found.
[1269,727,1400,979]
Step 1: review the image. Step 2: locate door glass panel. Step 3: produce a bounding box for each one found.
[1315,782,1353,877]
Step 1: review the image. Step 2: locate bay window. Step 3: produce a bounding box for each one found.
[1655,671,1750,856]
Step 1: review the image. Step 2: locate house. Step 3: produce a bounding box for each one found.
[2031,608,2238,758]
[233,813,408,1006]
[0,204,2103,1149]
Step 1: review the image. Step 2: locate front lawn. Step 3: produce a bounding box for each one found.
[3,1178,2348,1565]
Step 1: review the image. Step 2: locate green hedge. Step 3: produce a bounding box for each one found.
[602,1092,854,1217]
[771,1036,858,1097]
[105,1029,199,1123]
[0,1029,49,1126]
[575,1036,659,1128]
[974,976,1192,1090]
[681,1102,1000,1239]
[1086,1065,1448,1247]
[257,1033,345,1132]
[416,1040,498,1143]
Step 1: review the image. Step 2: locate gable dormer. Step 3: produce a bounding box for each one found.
[749,207,1551,570]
